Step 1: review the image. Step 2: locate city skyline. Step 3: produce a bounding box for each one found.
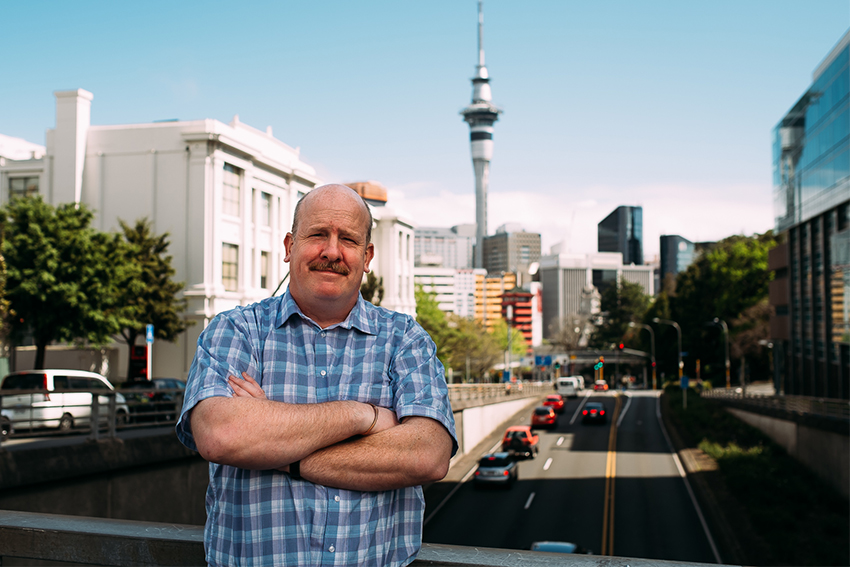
[1,1,848,258]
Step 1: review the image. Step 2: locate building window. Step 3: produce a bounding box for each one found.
[9,177,38,199]
[222,243,239,291]
[260,192,271,227]
[260,251,269,289]
[223,164,241,217]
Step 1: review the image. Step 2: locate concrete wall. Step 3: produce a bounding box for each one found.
[727,408,849,498]
[454,396,540,457]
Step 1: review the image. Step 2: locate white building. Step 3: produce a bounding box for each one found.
[0,89,415,379]
[538,251,655,341]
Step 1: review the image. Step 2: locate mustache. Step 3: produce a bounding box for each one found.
[308,260,350,276]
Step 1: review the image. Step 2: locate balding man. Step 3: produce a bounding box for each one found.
[177,184,457,567]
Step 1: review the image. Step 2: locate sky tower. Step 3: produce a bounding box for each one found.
[461,0,502,270]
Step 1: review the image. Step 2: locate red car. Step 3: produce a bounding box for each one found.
[501,425,539,458]
[593,380,609,391]
[531,406,557,429]
[543,394,565,414]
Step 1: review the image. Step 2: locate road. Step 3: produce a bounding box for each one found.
[423,389,720,563]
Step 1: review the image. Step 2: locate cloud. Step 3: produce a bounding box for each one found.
[387,182,774,259]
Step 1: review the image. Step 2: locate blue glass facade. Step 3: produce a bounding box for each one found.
[771,30,850,399]
[598,206,644,265]
[659,235,696,280]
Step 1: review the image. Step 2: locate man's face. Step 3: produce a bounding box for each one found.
[284,187,374,316]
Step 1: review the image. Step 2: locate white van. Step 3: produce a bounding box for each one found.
[557,377,579,398]
[0,369,129,433]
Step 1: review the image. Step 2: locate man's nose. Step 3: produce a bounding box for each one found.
[321,235,342,260]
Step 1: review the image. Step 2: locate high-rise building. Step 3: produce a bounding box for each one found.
[770,29,850,399]
[481,225,541,283]
[660,235,695,278]
[414,224,476,269]
[461,0,501,269]
[598,206,643,265]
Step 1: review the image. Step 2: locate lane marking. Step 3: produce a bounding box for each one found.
[543,457,553,471]
[556,436,564,446]
[655,395,723,564]
[616,392,632,427]
[524,492,536,510]
[600,394,623,556]
[569,390,592,424]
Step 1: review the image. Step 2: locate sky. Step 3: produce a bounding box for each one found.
[2,1,848,259]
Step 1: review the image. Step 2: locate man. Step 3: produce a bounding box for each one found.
[176,184,457,566]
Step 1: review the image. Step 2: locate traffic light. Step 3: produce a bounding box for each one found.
[618,342,624,350]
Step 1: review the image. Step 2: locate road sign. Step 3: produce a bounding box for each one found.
[535,356,543,366]
[544,356,552,366]
[146,324,154,344]
[681,376,689,390]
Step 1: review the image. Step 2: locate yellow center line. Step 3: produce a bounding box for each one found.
[600,394,622,556]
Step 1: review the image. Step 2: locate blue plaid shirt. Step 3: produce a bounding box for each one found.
[177,291,457,567]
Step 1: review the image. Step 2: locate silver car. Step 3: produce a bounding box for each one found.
[0,370,129,432]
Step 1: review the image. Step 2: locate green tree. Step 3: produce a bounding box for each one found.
[672,232,776,383]
[360,272,384,306]
[414,285,452,368]
[443,315,502,382]
[491,317,527,359]
[590,280,651,348]
[1,197,135,369]
[116,219,192,379]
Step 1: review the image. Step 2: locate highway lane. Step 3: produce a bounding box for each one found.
[423,389,719,563]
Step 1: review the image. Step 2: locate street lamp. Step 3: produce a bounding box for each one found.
[629,322,656,389]
[707,318,731,389]
[652,318,683,382]
[504,305,514,384]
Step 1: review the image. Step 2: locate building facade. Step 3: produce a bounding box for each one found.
[414,224,475,269]
[539,252,654,341]
[481,227,541,282]
[659,235,695,283]
[770,29,850,399]
[598,205,644,265]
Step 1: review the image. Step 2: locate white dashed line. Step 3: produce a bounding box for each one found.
[524,492,536,510]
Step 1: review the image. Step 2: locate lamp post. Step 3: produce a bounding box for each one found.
[629,322,656,390]
[707,318,731,389]
[504,305,514,384]
[653,318,682,383]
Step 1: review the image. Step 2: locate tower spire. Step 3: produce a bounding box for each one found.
[461,0,502,270]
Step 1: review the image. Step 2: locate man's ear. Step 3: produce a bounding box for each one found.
[283,233,293,262]
[364,243,375,273]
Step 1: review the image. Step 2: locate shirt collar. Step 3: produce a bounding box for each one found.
[277,289,378,335]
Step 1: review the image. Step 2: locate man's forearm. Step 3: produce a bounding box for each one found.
[296,416,453,491]
[192,396,373,469]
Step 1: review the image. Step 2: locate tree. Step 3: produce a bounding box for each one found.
[590,280,651,348]
[548,314,591,351]
[672,232,776,381]
[1,197,135,369]
[414,285,452,368]
[491,317,528,359]
[443,315,502,382]
[116,219,192,379]
[360,272,384,306]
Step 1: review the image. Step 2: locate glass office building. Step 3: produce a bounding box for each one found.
[770,29,849,399]
[659,235,696,280]
[598,206,643,265]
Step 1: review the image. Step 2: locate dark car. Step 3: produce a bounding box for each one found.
[123,378,186,423]
[531,406,557,429]
[473,452,518,488]
[582,401,607,424]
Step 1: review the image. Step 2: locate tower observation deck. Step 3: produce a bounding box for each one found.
[461,0,502,270]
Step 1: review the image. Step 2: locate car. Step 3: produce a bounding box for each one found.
[473,452,518,488]
[123,377,186,423]
[501,425,539,459]
[1,408,13,440]
[582,402,607,423]
[530,541,592,554]
[542,394,565,413]
[531,406,557,429]
[0,370,130,433]
[593,380,609,391]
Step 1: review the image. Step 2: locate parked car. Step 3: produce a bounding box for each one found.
[531,541,592,554]
[1,409,13,440]
[123,378,186,423]
[501,425,539,459]
[531,406,557,429]
[582,402,607,424]
[542,394,565,413]
[473,452,518,488]
[0,370,130,432]
[593,380,609,391]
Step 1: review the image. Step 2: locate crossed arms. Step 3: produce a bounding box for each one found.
[191,373,454,492]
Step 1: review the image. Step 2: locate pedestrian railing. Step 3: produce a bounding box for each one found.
[701,388,850,421]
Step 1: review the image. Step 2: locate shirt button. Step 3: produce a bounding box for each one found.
[329,545,335,553]
[321,332,326,337]
[320,370,326,376]
[334,496,340,502]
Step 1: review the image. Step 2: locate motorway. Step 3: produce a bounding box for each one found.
[423,389,721,563]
